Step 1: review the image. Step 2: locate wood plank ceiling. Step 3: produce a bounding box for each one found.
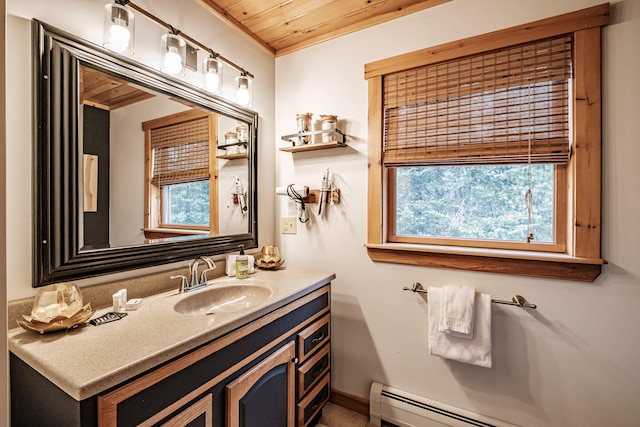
[80,67,154,110]
[197,0,451,56]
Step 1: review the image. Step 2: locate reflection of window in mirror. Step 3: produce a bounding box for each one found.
[142,109,219,241]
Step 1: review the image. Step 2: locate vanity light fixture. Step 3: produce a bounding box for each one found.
[235,72,252,107]
[107,1,256,105]
[203,56,223,93]
[103,0,135,55]
[160,32,186,76]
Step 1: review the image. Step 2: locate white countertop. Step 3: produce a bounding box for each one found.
[8,268,335,401]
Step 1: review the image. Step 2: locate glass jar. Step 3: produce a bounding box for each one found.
[225,132,238,154]
[225,131,238,145]
[320,115,338,143]
[236,122,249,143]
[296,113,312,145]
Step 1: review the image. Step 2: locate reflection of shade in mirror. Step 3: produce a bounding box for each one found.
[142,108,219,242]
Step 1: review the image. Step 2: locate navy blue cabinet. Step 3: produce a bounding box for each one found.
[11,285,331,427]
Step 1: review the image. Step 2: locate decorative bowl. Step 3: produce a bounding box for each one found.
[18,303,93,334]
[259,245,281,264]
[31,282,84,323]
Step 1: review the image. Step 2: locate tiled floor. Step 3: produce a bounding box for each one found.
[315,402,374,427]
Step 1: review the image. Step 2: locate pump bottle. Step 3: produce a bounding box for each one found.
[235,245,249,279]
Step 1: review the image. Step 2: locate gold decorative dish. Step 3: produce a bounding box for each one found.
[17,303,94,334]
[255,257,285,270]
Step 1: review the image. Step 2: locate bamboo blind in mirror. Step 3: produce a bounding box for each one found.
[383,35,572,167]
[151,116,210,186]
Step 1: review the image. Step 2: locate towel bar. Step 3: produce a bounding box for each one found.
[402,282,537,309]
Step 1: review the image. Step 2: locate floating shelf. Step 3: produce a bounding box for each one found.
[280,128,347,152]
[218,141,247,150]
[279,141,346,153]
[216,153,248,160]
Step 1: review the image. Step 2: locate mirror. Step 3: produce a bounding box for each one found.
[33,20,258,287]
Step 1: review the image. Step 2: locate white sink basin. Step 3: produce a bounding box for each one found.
[173,279,277,316]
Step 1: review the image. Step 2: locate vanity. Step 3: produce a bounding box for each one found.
[9,269,334,427]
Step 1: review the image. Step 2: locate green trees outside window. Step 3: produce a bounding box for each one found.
[394,164,555,243]
[162,181,210,226]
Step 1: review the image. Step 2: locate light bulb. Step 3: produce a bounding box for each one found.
[161,34,185,76]
[103,3,134,55]
[235,74,252,107]
[203,57,222,93]
[108,24,130,53]
[237,87,250,106]
[205,73,220,92]
[163,49,183,75]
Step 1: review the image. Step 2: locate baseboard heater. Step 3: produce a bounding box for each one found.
[369,382,518,427]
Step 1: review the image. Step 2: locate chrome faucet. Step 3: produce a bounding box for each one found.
[172,256,216,293]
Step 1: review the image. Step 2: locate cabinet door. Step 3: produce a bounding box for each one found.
[160,394,213,427]
[226,341,296,427]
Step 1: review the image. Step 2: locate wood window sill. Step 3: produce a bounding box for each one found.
[365,243,606,282]
[142,228,209,240]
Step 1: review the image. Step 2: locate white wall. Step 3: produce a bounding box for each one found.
[216,115,250,236]
[275,0,640,425]
[5,0,276,300]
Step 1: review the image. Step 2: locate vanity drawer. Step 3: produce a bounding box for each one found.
[298,343,330,398]
[297,373,330,427]
[297,314,330,363]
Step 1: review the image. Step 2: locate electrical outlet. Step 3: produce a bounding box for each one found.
[281,217,297,234]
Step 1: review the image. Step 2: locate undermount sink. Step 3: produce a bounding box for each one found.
[173,279,277,316]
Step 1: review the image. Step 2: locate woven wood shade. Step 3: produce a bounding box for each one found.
[383,35,572,166]
[151,116,210,186]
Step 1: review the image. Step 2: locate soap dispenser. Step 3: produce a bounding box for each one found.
[235,245,249,279]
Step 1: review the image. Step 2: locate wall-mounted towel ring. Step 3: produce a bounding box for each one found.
[402,282,537,309]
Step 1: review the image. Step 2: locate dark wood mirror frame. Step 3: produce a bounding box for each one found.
[33,20,258,287]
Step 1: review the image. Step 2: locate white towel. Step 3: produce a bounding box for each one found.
[439,284,476,339]
[428,286,492,368]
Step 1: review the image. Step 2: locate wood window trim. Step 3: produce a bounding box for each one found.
[142,108,219,238]
[365,4,608,282]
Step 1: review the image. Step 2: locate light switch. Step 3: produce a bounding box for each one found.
[281,217,297,234]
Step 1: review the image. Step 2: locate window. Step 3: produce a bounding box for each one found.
[365,4,608,281]
[385,35,571,252]
[142,109,219,239]
[162,181,210,226]
[390,164,558,246]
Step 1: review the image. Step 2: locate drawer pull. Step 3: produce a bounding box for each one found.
[311,363,326,378]
[311,332,325,344]
[311,391,326,411]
